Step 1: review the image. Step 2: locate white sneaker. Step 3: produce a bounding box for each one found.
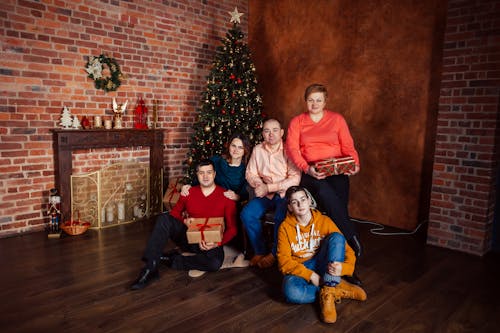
[188,270,206,278]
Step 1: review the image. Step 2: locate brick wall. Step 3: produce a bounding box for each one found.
[428,0,500,255]
[0,0,248,237]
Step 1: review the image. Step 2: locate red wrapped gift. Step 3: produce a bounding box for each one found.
[163,177,183,210]
[313,156,356,176]
[186,217,225,244]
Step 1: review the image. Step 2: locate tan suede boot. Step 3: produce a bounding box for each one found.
[336,279,368,301]
[319,285,337,323]
[249,254,264,266]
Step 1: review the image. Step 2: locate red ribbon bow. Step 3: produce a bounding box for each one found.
[193,217,219,241]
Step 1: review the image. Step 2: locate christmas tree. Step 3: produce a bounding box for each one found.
[184,8,264,181]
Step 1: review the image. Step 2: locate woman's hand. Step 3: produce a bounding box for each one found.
[327,261,343,276]
[180,184,191,196]
[199,240,218,251]
[310,272,321,287]
[344,164,360,176]
[307,165,326,180]
[224,190,240,201]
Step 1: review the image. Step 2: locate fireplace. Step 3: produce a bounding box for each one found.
[52,129,164,224]
[71,161,150,228]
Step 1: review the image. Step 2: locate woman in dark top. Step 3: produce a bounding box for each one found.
[181,132,251,201]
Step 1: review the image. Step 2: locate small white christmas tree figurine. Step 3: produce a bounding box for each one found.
[60,106,73,129]
[71,115,81,129]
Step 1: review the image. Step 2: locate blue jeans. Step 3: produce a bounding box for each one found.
[282,233,346,304]
[240,194,287,256]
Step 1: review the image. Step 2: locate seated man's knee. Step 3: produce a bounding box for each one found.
[326,232,345,244]
[205,257,223,272]
[282,275,311,304]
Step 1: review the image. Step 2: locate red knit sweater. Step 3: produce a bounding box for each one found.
[170,185,237,245]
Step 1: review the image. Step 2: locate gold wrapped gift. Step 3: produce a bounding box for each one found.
[186,217,225,244]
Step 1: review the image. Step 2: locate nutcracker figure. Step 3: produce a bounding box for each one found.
[47,188,61,234]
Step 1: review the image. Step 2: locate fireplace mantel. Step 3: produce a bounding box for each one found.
[52,129,164,222]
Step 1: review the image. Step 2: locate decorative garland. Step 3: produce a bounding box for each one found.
[85,54,123,92]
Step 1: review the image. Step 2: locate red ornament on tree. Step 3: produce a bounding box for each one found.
[133,97,148,129]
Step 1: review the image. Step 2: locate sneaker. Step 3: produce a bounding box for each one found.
[319,285,337,323]
[257,253,275,268]
[336,279,367,301]
[188,270,207,278]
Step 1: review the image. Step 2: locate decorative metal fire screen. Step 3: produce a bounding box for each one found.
[70,161,150,228]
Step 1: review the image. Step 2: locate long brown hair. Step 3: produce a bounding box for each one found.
[225,132,251,165]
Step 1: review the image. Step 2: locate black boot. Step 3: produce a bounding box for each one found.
[130,263,159,290]
[349,235,363,258]
[160,249,180,267]
[343,272,362,286]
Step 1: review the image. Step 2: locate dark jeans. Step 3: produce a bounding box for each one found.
[300,173,359,242]
[142,213,224,272]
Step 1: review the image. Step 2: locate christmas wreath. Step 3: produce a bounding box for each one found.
[85,54,123,92]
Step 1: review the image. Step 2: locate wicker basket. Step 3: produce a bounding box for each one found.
[61,221,90,236]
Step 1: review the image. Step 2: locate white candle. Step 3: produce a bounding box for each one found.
[106,205,114,222]
[101,207,106,224]
[94,116,102,128]
[117,202,125,221]
[104,119,112,129]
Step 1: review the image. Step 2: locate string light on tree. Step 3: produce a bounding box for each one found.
[184,8,264,180]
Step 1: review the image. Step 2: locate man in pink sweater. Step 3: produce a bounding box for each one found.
[130,159,237,290]
[241,119,301,268]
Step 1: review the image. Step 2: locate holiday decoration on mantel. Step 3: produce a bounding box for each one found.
[71,115,81,129]
[133,97,148,129]
[184,7,264,181]
[112,98,128,129]
[85,54,123,92]
[60,106,73,129]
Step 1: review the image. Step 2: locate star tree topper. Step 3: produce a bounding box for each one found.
[229,7,244,24]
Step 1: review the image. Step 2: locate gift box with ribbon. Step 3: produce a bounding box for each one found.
[186,217,225,244]
[163,177,183,210]
[313,156,356,176]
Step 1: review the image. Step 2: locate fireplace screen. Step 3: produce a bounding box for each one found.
[70,161,150,228]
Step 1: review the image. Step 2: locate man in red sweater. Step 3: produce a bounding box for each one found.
[130,159,237,290]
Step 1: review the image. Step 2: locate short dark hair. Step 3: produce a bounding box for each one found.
[285,185,308,203]
[196,159,215,172]
[304,83,328,101]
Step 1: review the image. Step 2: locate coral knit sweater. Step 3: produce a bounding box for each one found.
[286,110,360,173]
[169,185,237,245]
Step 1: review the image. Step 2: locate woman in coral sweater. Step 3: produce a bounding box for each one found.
[285,83,363,285]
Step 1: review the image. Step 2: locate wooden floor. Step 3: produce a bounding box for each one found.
[1,218,499,333]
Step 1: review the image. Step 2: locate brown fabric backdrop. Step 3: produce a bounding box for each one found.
[249,0,447,230]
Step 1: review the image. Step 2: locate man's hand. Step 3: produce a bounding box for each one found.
[327,261,343,276]
[199,240,218,251]
[254,183,269,197]
[310,272,321,287]
[183,217,193,228]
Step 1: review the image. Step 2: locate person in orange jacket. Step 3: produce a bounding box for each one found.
[277,186,367,323]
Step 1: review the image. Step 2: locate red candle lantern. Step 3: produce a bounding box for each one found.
[133,97,148,129]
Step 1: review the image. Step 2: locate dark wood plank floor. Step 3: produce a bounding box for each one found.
[1,217,499,333]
